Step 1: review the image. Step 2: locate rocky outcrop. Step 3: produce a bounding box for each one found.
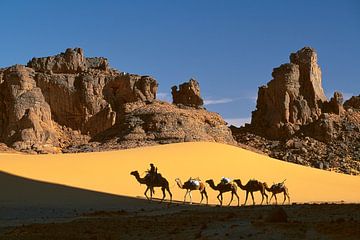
[0,65,59,152]
[344,95,360,110]
[0,48,234,153]
[68,101,236,152]
[322,92,345,115]
[103,74,158,111]
[27,48,109,73]
[232,46,360,175]
[250,47,327,139]
[171,78,204,108]
[232,108,360,175]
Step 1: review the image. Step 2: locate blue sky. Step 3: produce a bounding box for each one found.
[0,0,359,126]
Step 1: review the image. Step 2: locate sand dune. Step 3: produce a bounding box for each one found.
[0,142,359,206]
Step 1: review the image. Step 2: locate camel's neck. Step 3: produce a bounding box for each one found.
[237,181,246,190]
[208,181,218,190]
[133,173,146,184]
[176,180,184,189]
[263,183,271,191]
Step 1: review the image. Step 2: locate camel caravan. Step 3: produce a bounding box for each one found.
[131,163,290,206]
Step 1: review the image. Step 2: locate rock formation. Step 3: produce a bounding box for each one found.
[232,46,360,175]
[322,92,345,115]
[0,48,234,153]
[27,48,109,73]
[80,101,236,152]
[250,47,328,139]
[344,95,360,110]
[171,78,204,108]
[0,65,59,152]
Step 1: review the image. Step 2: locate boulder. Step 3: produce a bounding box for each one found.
[171,78,204,107]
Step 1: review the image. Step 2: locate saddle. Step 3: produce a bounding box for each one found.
[146,172,162,184]
[220,177,231,185]
[273,180,285,189]
[188,177,201,187]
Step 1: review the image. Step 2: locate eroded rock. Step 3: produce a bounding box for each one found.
[250,47,327,139]
[171,78,204,108]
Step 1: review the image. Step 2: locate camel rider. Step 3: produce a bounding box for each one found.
[148,163,158,183]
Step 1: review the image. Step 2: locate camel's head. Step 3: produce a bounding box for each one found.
[233,179,241,185]
[130,171,139,176]
[205,179,213,185]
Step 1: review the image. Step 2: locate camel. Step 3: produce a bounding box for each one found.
[264,181,290,205]
[175,178,208,205]
[205,179,239,206]
[130,170,172,202]
[234,179,268,205]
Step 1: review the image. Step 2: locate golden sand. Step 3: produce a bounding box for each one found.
[0,142,359,205]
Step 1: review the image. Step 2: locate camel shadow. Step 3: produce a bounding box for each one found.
[0,171,166,227]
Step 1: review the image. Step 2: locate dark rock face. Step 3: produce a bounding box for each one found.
[251,47,327,139]
[171,79,204,107]
[0,48,234,153]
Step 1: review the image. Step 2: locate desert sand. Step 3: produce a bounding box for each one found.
[0,142,359,205]
[1,142,360,238]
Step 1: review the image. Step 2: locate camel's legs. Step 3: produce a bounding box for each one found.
[260,191,268,205]
[274,194,278,205]
[189,191,193,204]
[283,191,287,205]
[264,192,268,204]
[228,192,234,206]
[166,186,173,202]
[184,190,189,203]
[217,193,223,206]
[286,192,291,204]
[269,193,274,204]
[244,192,249,206]
[144,187,150,200]
[234,191,240,207]
[200,191,204,204]
[150,186,153,200]
[204,190,209,205]
[160,187,166,203]
[250,192,255,205]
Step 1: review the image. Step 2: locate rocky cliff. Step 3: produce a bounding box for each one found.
[232,47,360,175]
[0,48,235,153]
